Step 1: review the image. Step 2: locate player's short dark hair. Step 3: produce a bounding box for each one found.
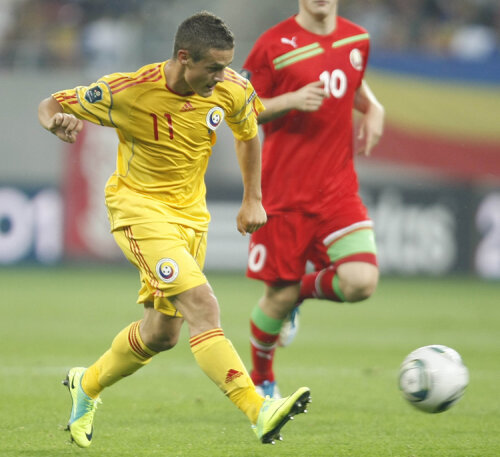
[173,11,234,61]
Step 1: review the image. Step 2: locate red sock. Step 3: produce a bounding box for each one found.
[249,321,279,385]
[299,265,343,302]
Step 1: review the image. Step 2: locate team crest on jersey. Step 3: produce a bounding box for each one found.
[156,258,179,283]
[84,86,103,103]
[206,106,225,131]
[350,48,363,71]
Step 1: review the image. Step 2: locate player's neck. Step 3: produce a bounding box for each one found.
[164,60,194,96]
[295,11,337,36]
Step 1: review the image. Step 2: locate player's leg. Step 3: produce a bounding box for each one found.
[172,281,310,443]
[169,281,263,422]
[82,311,181,399]
[246,213,312,398]
[298,192,378,303]
[249,283,300,398]
[279,196,379,345]
[136,222,311,442]
[64,307,182,446]
[64,224,189,448]
[80,224,193,399]
[299,223,379,303]
[335,260,379,302]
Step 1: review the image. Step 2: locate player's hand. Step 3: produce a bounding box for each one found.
[47,112,83,143]
[292,80,327,112]
[236,200,267,235]
[357,102,385,156]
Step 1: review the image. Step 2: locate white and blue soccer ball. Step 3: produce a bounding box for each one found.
[398,345,469,413]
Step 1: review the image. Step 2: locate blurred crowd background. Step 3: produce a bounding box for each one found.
[0,0,499,74]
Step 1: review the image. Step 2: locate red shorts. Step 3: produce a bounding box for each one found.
[246,192,373,285]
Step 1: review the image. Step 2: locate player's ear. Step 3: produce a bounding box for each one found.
[178,50,189,65]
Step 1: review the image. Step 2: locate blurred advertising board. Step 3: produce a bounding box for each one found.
[2,164,500,278]
[362,182,472,275]
[0,186,63,265]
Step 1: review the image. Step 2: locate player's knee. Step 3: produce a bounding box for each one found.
[343,278,377,302]
[340,264,379,302]
[147,331,180,352]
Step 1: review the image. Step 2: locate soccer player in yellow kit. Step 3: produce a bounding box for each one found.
[38,12,310,448]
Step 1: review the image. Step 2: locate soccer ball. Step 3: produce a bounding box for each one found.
[398,345,469,413]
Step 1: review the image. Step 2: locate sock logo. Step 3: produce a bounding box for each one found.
[256,351,273,360]
[225,369,243,383]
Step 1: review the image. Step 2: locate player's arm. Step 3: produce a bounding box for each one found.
[257,80,327,124]
[234,135,267,235]
[354,80,385,156]
[38,96,83,144]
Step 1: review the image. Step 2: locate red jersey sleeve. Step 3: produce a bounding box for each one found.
[242,34,274,99]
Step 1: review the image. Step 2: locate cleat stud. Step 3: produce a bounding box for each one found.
[290,415,294,420]
[62,379,68,386]
[278,435,283,441]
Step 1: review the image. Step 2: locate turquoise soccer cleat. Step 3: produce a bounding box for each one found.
[255,380,282,399]
[277,306,300,347]
[62,367,101,448]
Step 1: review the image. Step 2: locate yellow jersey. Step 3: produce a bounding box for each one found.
[53,61,264,232]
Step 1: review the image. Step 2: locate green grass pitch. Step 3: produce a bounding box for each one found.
[1,266,499,456]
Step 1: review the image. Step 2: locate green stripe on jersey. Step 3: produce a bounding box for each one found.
[273,43,324,70]
[326,228,377,264]
[332,33,370,48]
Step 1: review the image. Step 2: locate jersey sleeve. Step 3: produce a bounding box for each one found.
[52,72,131,128]
[357,30,371,89]
[241,34,274,99]
[224,75,265,141]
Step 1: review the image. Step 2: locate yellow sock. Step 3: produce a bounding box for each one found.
[82,321,157,399]
[190,328,264,424]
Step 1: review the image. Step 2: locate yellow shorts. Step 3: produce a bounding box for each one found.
[113,222,208,317]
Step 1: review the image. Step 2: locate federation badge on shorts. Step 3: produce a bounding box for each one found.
[206,106,225,131]
[350,48,363,71]
[84,86,103,103]
[156,258,179,283]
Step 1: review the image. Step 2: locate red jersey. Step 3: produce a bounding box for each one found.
[242,16,370,215]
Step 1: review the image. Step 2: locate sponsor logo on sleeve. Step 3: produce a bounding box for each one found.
[247,90,256,104]
[84,86,103,103]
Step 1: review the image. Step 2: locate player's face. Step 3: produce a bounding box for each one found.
[184,48,234,97]
[299,0,338,19]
